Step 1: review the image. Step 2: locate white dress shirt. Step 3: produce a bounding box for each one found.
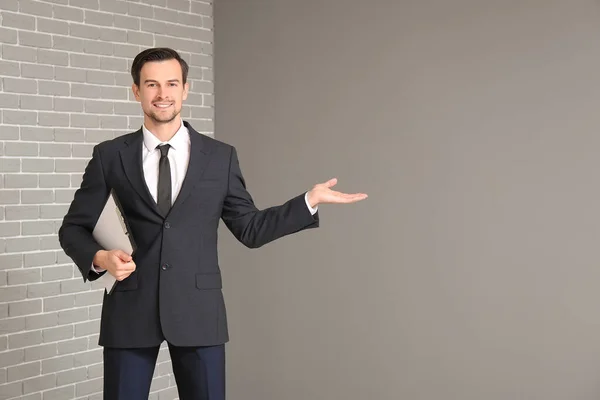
[93,119,317,272]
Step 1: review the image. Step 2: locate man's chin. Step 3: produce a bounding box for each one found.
[147,111,179,124]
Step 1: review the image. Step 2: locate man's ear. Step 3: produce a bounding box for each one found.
[182,82,190,101]
[132,83,141,101]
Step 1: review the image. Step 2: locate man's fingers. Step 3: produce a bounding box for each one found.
[113,250,132,262]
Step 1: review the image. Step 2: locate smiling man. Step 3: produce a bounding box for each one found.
[59,47,367,400]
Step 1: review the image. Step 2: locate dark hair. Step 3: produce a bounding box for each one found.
[131,47,189,87]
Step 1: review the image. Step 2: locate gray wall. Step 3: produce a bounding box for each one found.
[0,1,213,399]
[215,1,600,399]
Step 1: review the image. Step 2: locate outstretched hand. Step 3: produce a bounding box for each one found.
[306,178,368,208]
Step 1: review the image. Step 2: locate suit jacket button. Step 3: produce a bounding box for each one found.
[161,263,169,271]
[164,222,171,229]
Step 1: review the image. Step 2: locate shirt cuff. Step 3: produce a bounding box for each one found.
[91,263,105,273]
[304,192,318,215]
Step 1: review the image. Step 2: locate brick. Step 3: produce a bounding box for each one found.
[74,320,99,337]
[22,222,54,236]
[7,269,41,285]
[41,236,60,250]
[87,363,102,378]
[39,144,71,159]
[42,385,74,400]
[25,343,57,362]
[113,42,140,58]
[40,205,68,219]
[7,361,40,382]
[74,291,101,307]
[38,112,69,127]
[43,294,75,312]
[71,114,100,129]
[58,308,87,325]
[19,31,52,48]
[83,39,112,56]
[57,337,87,355]
[6,237,40,252]
[56,366,86,386]
[1,11,35,30]
[28,282,61,299]
[20,95,53,111]
[43,325,73,343]
[72,144,94,158]
[22,373,55,394]
[100,115,127,128]
[4,174,38,188]
[0,349,24,368]
[191,1,210,15]
[114,102,141,116]
[4,110,37,126]
[85,10,113,26]
[9,330,42,349]
[0,158,20,172]
[0,26,17,44]
[42,266,72,282]
[75,376,102,397]
[99,0,128,13]
[0,254,22,270]
[53,5,83,22]
[0,222,19,237]
[55,159,87,173]
[37,18,69,35]
[74,351,102,368]
[0,286,27,303]
[54,128,85,143]
[70,53,100,69]
[88,305,101,320]
[16,391,42,400]
[24,251,56,267]
[20,190,52,204]
[54,66,86,83]
[0,190,19,204]
[0,126,19,140]
[71,83,101,99]
[19,0,53,17]
[9,299,42,317]
[25,313,58,330]
[2,44,38,62]
[38,81,69,97]
[70,23,101,40]
[85,130,114,142]
[127,30,153,46]
[71,0,99,9]
[0,61,21,76]
[87,70,114,85]
[128,2,153,17]
[0,381,22,399]
[84,100,113,114]
[5,206,39,220]
[54,98,83,113]
[21,127,53,143]
[41,355,72,374]
[21,64,54,80]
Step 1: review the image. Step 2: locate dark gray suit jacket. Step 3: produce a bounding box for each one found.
[58,121,319,348]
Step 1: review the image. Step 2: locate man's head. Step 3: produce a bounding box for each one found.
[131,48,190,125]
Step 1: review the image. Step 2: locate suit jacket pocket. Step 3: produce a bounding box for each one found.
[195,272,222,290]
[112,271,138,291]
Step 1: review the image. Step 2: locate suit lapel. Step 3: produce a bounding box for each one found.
[120,129,163,217]
[170,121,213,212]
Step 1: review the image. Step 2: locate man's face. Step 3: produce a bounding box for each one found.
[132,59,189,125]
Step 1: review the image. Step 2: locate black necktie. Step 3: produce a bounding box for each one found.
[157,144,171,217]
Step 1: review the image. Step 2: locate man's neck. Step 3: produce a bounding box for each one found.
[144,117,182,142]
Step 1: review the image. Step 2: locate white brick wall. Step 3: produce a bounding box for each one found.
[0,1,213,399]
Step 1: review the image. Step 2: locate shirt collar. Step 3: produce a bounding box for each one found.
[142,118,189,152]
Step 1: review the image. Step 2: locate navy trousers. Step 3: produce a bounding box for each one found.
[103,343,225,400]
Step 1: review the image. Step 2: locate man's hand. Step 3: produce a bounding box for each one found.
[306,178,368,208]
[93,250,136,281]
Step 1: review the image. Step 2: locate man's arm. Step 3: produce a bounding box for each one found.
[58,145,109,282]
[221,147,320,249]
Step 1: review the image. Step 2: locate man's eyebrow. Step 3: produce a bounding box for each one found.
[143,79,181,84]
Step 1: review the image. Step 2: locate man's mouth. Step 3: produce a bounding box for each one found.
[154,103,172,109]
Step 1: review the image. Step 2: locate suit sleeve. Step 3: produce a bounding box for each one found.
[221,147,319,248]
[58,145,109,282]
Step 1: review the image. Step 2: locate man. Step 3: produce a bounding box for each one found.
[59,47,367,400]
